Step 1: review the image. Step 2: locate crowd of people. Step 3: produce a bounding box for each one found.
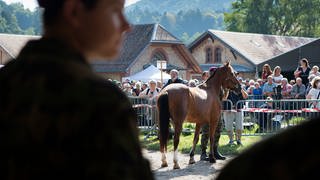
[119,58,320,106]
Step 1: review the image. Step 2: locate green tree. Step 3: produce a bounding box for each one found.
[225,0,320,37]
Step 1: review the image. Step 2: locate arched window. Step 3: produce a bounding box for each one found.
[206,48,212,63]
[215,48,222,63]
[152,51,167,62]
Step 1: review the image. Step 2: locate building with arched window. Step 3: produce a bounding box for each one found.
[188,30,319,79]
[91,24,201,81]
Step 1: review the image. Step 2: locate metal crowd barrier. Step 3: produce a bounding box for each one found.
[129,96,320,136]
[129,96,158,139]
[236,99,320,135]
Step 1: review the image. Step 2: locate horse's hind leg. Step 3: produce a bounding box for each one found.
[189,123,201,164]
[173,124,182,169]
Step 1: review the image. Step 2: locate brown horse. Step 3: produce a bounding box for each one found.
[157,62,241,169]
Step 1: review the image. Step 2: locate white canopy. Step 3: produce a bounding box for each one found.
[123,65,171,83]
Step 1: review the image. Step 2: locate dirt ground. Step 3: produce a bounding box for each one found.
[143,150,233,180]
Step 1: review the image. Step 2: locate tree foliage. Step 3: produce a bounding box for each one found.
[0,1,42,35]
[225,0,320,37]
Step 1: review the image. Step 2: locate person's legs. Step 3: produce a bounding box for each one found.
[223,112,234,144]
[214,116,226,160]
[200,123,209,161]
[235,111,244,145]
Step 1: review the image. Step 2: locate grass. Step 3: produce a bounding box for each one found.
[140,131,262,156]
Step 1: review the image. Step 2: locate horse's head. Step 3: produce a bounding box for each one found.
[221,62,242,94]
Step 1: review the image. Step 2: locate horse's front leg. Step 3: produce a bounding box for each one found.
[173,125,182,169]
[189,123,201,164]
[209,121,217,163]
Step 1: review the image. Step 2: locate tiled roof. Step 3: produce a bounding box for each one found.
[91,24,186,73]
[189,30,318,66]
[0,33,40,58]
[210,30,318,65]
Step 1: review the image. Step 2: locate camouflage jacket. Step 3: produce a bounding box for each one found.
[0,38,153,179]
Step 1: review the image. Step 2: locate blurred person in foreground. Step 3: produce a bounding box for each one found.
[217,117,320,180]
[0,0,153,179]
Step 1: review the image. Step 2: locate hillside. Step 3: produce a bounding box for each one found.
[125,0,235,43]
[126,0,234,14]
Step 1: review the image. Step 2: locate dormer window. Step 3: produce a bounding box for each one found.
[206,48,213,63]
[215,48,222,63]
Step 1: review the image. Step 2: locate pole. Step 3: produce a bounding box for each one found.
[161,62,163,84]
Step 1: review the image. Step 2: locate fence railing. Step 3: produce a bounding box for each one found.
[129,96,320,136]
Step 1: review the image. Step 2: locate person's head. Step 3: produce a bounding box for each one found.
[37,0,130,60]
[281,78,288,85]
[273,66,281,75]
[312,76,320,89]
[296,77,302,85]
[237,77,243,84]
[170,69,179,80]
[267,75,273,84]
[248,79,254,86]
[157,81,163,89]
[300,58,309,68]
[209,67,218,76]
[308,74,316,83]
[266,97,273,106]
[263,64,272,73]
[142,83,148,90]
[289,79,296,86]
[188,80,196,87]
[135,82,141,89]
[312,65,319,73]
[149,80,157,90]
[201,71,209,81]
[245,79,250,86]
[254,82,260,89]
[257,78,264,85]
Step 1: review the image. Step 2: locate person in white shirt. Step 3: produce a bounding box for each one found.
[306,76,320,108]
[139,80,160,104]
[272,66,283,85]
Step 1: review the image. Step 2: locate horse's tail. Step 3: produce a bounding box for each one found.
[158,93,170,151]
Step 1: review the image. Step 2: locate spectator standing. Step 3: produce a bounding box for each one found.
[0,0,153,179]
[294,58,311,86]
[132,82,142,96]
[163,69,184,88]
[291,77,306,99]
[123,82,133,96]
[263,76,276,97]
[261,64,272,83]
[306,76,320,108]
[139,80,160,104]
[201,71,210,83]
[223,85,248,145]
[272,66,283,85]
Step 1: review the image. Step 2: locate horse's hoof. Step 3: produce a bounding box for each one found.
[161,162,168,168]
[189,158,196,164]
[173,164,180,169]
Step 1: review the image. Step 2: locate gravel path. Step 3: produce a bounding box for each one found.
[143,150,233,180]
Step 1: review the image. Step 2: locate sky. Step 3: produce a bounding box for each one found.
[2,0,140,11]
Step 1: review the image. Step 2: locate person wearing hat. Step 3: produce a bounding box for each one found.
[163,69,184,88]
[200,67,226,161]
[0,0,153,179]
